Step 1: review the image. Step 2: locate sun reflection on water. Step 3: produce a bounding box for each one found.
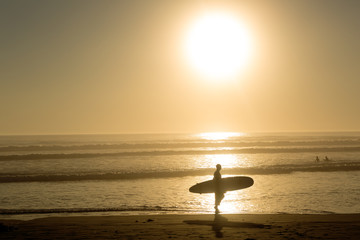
[191,154,252,173]
[198,132,245,141]
[196,187,252,214]
[191,132,253,213]
[204,154,238,169]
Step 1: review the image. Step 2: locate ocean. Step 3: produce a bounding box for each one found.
[1,132,360,220]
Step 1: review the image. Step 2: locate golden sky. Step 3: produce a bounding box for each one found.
[1,0,359,134]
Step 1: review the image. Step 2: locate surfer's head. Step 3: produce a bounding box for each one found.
[216,164,222,170]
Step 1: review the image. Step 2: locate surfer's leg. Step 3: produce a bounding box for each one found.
[215,193,224,205]
[220,193,224,203]
[214,193,221,213]
[214,192,224,213]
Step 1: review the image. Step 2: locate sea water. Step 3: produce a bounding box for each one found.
[1,132,360,220]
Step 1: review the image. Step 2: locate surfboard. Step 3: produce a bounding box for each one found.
[189,176,254,194]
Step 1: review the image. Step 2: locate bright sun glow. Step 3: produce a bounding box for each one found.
[199,132,244,141]
[205,154,239,169]
[185,11,253,80]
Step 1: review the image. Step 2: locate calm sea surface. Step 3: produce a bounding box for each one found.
[1,132,360,220]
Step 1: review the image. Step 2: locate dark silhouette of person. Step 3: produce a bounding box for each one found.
[213,164,225,213]
[315,156,320,162]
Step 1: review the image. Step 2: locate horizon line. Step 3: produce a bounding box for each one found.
[1,130,360,137]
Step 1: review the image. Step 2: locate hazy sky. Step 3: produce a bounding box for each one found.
[1,0,359,134]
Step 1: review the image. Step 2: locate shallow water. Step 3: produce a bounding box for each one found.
[1,133,360,219]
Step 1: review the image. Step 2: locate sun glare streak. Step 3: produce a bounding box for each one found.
[184,11,253,81]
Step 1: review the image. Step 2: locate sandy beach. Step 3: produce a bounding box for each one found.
[1,214,359,239]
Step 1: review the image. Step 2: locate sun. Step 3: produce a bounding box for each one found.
[184,11,253,81]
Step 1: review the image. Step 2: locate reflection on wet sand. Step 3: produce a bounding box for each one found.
[184,213,269,238]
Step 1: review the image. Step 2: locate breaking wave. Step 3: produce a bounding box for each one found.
[1,146,360,161]
[1,138,359,152]
[2,162,360,183]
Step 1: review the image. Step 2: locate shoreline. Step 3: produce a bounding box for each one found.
[1,214,360,239]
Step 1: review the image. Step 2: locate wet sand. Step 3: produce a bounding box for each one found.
[1,214,360,239]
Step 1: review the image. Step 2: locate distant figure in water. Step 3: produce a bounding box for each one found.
[214,164,225,213]
[324,156,330,161]
[315,156,320,162]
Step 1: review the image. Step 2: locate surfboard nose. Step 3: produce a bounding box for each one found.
[249,177,254,187]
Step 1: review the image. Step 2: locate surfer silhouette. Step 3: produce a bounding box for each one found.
[189,164,253,213]
[214,164,225,213]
